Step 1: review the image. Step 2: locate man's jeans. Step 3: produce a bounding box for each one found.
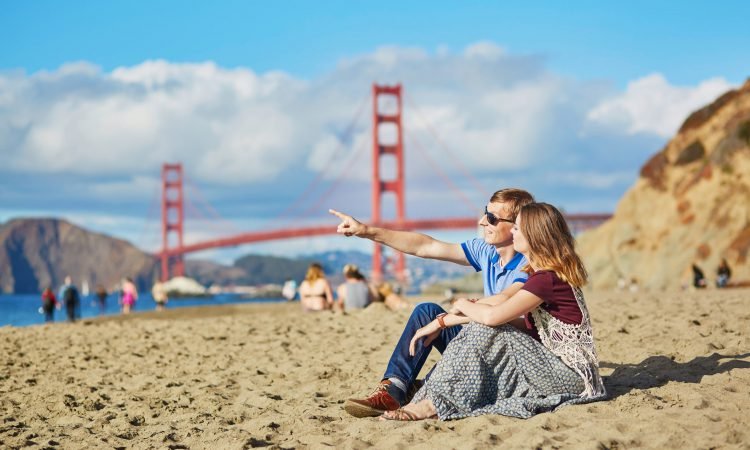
[383,302,463,389]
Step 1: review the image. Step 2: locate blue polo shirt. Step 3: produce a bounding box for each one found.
[461,238,528,295]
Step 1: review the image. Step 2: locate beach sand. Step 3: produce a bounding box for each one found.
[1,289,748,449]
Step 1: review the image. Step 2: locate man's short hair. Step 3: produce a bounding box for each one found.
[489,189,535,220]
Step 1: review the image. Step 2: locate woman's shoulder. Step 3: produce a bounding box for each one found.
[528,269,556,282]
[524,270,565,295]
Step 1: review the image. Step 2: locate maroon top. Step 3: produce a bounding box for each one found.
[521,270,583,341]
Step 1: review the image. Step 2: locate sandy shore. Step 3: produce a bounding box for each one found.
[1,289,748,449]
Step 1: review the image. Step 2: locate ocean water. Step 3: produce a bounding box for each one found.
[0,293,286,327]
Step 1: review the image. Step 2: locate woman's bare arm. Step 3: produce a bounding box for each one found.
[454,289,542,327]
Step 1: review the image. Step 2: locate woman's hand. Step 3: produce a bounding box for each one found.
[448,298,473,315]
[452,298,476,314]
[409,320,441,356]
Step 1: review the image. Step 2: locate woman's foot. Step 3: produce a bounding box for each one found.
[380,399,437,421]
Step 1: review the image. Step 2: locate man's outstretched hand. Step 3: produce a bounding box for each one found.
[329,209,367,237]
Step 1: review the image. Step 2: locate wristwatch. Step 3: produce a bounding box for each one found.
[436,313,448,329]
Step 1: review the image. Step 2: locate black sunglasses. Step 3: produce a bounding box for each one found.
[484,206,515,226]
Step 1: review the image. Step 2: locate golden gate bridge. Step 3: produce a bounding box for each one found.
[155,84,611,282]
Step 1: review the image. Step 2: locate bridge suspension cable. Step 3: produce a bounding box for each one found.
[405,130,480,215]
[183,175,241,236]
[299,136,368,218]
[404,92,490,198]
[273,91,370,221]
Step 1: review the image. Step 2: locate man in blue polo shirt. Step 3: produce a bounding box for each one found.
[329,188,534,418]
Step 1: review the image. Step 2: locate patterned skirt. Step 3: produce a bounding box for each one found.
[411,322,601,420]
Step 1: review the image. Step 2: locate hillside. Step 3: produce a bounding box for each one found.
[578,78,750,289]
[0,218,158,293]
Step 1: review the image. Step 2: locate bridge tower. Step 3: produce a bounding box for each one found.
[371,84,406,283]
[161,163,185,281]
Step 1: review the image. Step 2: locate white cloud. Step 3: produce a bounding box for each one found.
[0,48,577,187]
[585,73,733,137]
[88,175,161,200]
[555,171,636,189]
[0,45,740,245]
[464,41,506,60]
[1,60,308,184]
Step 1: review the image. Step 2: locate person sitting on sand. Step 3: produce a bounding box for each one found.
[336,264,373,312]
[381,202,606,421]
[692,264,707,289]
[298,263,334,311]
[375,282,410,311]
[330,188,533,417]
[716,258,732,288]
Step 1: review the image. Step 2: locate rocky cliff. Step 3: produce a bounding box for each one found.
[0,218,158,293]
[579,79,750,290]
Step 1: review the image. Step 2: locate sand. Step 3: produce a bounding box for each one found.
[1,289,748,449]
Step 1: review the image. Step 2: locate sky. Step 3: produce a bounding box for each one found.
[1,1,749,263]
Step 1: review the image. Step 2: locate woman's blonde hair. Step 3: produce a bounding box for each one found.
[305,263,325,282]
[377,282,393,298]
[520,202,588,287]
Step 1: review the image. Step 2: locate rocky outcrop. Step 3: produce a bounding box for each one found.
[0,218,158,293]
[579,79,750,290]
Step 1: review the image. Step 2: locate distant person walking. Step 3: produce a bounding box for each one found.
[58,276,80,322]
[40,287,58,323]
[337,264,373,312]
[120,277,138,314]
[94,285,108,315]
[298,263,334,311]
[716,259,732,288]
[151,281,168,311]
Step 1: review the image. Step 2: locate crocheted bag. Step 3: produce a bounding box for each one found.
[529,287,606,398]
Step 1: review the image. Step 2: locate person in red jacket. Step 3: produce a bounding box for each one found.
[40,287,59,323]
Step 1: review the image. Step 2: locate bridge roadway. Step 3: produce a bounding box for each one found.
[159,214,612,257]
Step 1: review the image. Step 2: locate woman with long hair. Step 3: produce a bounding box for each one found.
[298,263,334,311]
[375,282,410,311]
[382,202,606,421]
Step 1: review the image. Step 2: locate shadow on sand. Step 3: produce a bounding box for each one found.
[601,352,750,399]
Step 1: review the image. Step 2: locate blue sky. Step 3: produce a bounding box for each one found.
[4,1,748,85]
[1,1,749,263]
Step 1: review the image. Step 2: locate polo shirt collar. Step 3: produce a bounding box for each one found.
[492,251,524,271]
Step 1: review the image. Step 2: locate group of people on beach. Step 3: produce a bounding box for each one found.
[40,276,84,323]
[691,259,732,289]
[329,188,607,421]
[295,262,409,313]
[39,276,153,323]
